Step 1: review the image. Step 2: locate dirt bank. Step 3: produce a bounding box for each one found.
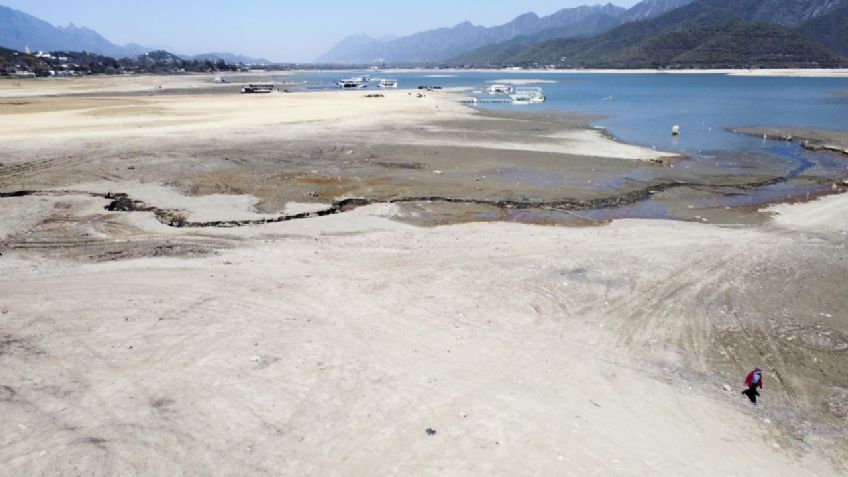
[733,127,848,157]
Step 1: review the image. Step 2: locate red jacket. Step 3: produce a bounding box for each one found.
[745,370,764,389]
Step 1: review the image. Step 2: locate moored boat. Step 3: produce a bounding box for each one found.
[337,77,368,89]
[241,84,275,94]
[510,87,546,104]
[488,84,513,95]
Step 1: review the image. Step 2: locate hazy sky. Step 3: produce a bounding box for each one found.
[5,1,642,62]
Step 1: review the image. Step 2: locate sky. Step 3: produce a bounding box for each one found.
[3,0,642,62]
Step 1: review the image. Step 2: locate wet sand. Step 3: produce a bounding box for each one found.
[2,75,848,476]
[2,92,841,228]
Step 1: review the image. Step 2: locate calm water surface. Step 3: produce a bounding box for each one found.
[283,71,848,155]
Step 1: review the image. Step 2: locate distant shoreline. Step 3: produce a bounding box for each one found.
[368,68,848,78]
[231,68,848,78]
[5,69,848,82]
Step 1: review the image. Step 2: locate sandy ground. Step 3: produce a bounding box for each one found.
[724,69,848,78]
[0,74,239,98]
[1,75,847,476]
[0,82,670,162]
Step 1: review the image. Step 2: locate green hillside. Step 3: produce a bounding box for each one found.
[798,5,848,56]
[451,0,847,68]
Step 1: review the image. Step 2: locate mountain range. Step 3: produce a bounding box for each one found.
[317,0,693,63]
[0,3,268,63]
[320,0,848,68]
[0,4,147,58]
[3,0,846,68]
[797,2,848,56]
[452,0,848,68]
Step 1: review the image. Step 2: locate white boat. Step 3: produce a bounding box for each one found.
[487,84,513,95]
[510,87,546,104]
[337,76,369,89]
[241,84,275,94]
[378,78,398,88]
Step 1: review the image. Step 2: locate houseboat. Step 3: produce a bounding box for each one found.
[241,84,275,94]
[510,88,546,104]
[487,84,514,95]
[337,76,369,89]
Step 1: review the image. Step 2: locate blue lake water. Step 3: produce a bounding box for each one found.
[282,71,848,157]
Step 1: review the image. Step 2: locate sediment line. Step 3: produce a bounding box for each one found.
[103,193,372,228]
[733,130,848,157]
[0,190,105,199]
[100,178,776,228]
[3,171,845,229]
[769,137,847,156]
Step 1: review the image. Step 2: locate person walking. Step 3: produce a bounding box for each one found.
[742,368,764,405]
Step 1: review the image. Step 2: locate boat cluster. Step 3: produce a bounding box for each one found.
[336,75,398,89]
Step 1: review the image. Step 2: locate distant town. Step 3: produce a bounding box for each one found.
[1,47,285,78]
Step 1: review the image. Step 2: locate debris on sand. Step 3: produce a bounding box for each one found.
[425,428,437,436]
[104,192,149,212]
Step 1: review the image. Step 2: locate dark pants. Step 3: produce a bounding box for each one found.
[743,384,760,404]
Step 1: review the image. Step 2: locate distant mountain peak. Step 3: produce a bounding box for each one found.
[623,0,693,22]
[0,4,267,61]
[62,23,96,34]
[509,12,542,28]
[0,4,144,57]
[595,2,624,13]
[513,12,541,21]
